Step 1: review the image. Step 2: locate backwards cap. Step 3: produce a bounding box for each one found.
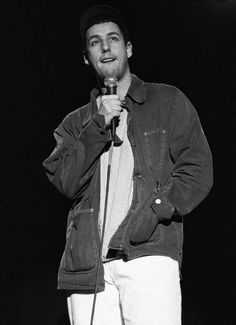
[79,4,129,41]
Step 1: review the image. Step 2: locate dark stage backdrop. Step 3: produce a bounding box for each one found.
[1,0,235,324]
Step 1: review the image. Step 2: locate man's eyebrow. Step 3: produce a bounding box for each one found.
[88,32,121,42]
[107,32,121,37]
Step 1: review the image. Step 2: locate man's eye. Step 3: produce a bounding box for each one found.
[90,40,100,46]
[110,36,119,42]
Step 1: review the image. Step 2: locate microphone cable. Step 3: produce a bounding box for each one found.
[90,77,118,325]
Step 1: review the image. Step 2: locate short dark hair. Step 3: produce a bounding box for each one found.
[79,4,130,47]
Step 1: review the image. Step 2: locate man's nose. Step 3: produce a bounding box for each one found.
[101,40,110,53]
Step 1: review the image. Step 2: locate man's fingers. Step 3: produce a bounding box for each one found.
[98,95,123,126]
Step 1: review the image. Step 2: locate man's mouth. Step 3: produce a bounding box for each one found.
[100,56,116,63]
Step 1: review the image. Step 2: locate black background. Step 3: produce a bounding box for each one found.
[1,0,235,324]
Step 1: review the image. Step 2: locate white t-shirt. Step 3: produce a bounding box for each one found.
[99,108,134,259]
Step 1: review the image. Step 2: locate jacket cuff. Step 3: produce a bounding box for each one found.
[151,193,175,221]
[91,113,109,135]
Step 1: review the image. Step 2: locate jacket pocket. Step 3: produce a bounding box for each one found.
[144,128,166,172]
[129,192,164,246]
[62,208,97,273]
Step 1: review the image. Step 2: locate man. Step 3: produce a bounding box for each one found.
[43,4,213,325]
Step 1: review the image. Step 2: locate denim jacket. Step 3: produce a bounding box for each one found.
[43,74,213,292]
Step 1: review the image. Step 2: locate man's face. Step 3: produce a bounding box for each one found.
[84,22,132,82]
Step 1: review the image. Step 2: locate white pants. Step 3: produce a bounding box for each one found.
[67,256,182,325]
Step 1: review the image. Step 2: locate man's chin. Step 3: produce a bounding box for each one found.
[100,67,118,80]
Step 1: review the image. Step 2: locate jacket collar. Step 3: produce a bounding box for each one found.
[127,74,146,104]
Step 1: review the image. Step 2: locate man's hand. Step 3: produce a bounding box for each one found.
[98,95,123,126]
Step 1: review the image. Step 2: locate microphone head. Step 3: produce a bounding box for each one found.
[104,77,118,88]
[104,77,118,95]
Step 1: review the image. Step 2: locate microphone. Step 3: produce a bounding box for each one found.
[104,77,118,140]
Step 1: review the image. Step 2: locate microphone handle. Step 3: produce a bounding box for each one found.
[111,118,116,141]
[106,85,117,141]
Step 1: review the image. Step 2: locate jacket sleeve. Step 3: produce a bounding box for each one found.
[152,89,213,220]
[42,110,112,200]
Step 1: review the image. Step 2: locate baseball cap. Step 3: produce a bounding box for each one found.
[79,4,129,42]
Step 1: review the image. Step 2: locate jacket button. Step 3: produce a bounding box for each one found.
[155,198,161,204]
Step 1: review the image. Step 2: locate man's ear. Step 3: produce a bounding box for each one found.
[83,51,89,65]
[126,41,133,59]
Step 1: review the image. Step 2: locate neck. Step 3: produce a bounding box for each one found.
[117,73,131,100]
